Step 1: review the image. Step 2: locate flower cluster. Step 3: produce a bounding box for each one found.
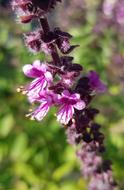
[103,0,124,25]
[21,58,106,126]
[77,143,117,190]
[11,0,62,23]
[94,0,124,34]
[24,28,77,54]
[11,0,117,189]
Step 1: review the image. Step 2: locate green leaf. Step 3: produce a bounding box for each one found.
[0,114,14,137]
[10,133,28,160]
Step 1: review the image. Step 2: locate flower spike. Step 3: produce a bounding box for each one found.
[11,0,117,189]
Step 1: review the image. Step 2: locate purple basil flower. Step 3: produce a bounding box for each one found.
[103,0,116,17]
[115,0,124,25]
[102,0,124,31]
[40,43,53,55]
[89,171,115,190]
[77,143,102,178]
[60,38,71,53]
[88,71,106,93]
[11,0,62,23]
[66,123,81,145]
[24,30,53,54]
[56,90,85,125]
[24,30,43,53]
[11,0,117,188]
[54,28,78,54]
[26,90,56,121]
[60,71,79,87]
[11,0,37,24]
[23,60,53,102]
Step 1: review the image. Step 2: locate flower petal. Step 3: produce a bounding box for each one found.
[74,100,85,110]
[26,77,47,102]
[23,64,34,77]
[62,90,70,97]
[71,93,80,100]
[57,105,74,125]
[23,64,42,78]
[88,70,106,93]
[33,60,41,68]
[44,71,53,82]
[34,102,50,121]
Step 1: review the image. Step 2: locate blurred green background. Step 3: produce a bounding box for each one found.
[0,0,124,189]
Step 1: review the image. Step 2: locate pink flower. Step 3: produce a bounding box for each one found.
[40,43,52,55]
[56,90,85,125]
[26,90,56,121]
[60,70,80,87]
[88,71,106,93]
[24,30,53,54]
[89,171,115,190]
[11,0,31,10]
[60,39,71,53]
[11,0,62,15]
[24,30,43,53]
[103,0,116,17]
[115,0,124,25]
[66,123,81,145]
[23,60,53,102]
[11,0,36,24]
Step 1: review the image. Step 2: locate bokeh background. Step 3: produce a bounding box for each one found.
[0,0,124,189]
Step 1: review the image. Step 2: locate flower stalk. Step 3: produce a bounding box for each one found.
[11,0,117,189]
[39,17,61,65]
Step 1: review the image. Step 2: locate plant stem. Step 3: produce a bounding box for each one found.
[40,17,61,66]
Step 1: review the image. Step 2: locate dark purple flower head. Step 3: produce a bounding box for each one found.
[11,0,37,23]
[54,28,79,54]
[11,0,62,23]
[24,30,55,54]
[24,30,43,53]
[24,28,78,55]
[59,61,82,87]
[48,82,66,94]
[56,39,78,54]
[75,76,93,105]
[60,71,79,87]
[11,0,33,11]
[60,56,74,64]
[88,71,106,94]
[85,108,99,120]
[60,56,83,72]
[76,77,91,93]
[31,0,62,12]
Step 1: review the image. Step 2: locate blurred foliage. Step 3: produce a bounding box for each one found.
[0,0,124,190]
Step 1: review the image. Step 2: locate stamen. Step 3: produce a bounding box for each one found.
[16,86,24,92]
[25,113,31,118]
[16,88,21,92]
[30,116,35,120]
[29,108,33,112]
[16,86,27,95]
[22,90,27,95]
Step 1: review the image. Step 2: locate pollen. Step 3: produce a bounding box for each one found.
[16,86,24,92]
